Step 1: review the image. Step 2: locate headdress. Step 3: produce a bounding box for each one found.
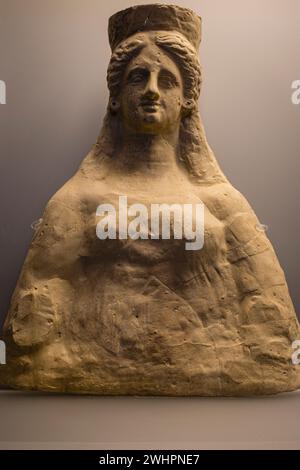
[108,4,201,52]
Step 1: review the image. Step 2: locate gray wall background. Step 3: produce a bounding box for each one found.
[0,0,299,326]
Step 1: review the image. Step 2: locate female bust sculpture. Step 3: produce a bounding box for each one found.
[1,4,300,395]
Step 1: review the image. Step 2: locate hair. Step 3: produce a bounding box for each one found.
[80,32,227,185]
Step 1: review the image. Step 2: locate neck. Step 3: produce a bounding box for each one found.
[116,127,180,176]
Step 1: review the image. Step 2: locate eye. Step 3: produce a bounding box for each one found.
[127,68,148,85]
[158,71,179,89]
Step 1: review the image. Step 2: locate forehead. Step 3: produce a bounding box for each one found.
[126,42,181,77]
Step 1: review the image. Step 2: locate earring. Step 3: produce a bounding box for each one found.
[109,98,120,114]
[182,98,195,116]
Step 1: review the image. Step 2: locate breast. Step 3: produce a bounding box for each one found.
[83,189,210,259]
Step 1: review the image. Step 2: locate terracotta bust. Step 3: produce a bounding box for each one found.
[1,4,300,395]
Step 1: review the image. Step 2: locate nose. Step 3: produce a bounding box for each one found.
[143,72,160,100]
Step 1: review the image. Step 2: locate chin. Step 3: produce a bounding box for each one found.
[143,113,160,123]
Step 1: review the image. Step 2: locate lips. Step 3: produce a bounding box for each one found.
[140,101,160,112]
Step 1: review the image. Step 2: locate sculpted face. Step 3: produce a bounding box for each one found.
[120,42,184,134]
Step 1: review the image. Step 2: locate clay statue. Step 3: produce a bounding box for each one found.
[1,4,299,395]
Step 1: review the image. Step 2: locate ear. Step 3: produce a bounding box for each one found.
[109,98,120,114]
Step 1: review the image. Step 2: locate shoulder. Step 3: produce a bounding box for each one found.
[198,182,257,224]
[43,168,107,222]
[42,177,83,226]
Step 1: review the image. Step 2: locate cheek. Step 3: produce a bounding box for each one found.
[164,91,183,115]
[122,88,141,113]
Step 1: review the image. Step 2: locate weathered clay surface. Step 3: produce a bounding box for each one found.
[1,4,299,395]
